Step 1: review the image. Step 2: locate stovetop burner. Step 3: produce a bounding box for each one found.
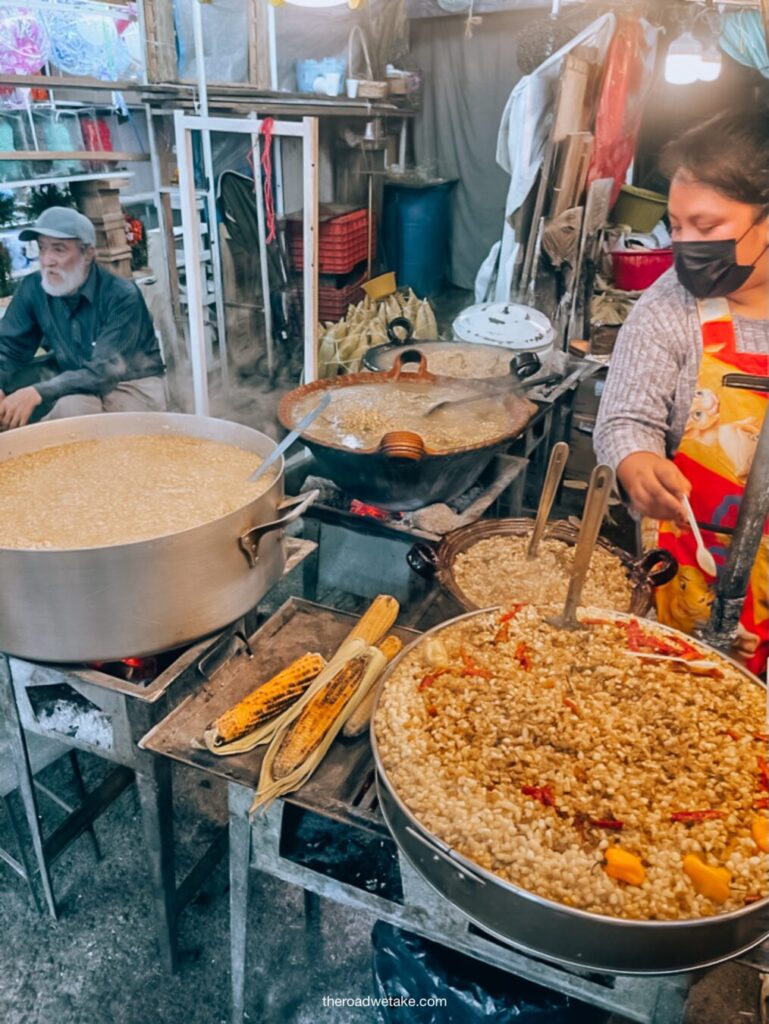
[87,649,185,684]
[299,452,529,540]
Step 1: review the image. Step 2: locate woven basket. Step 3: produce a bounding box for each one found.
[348,26,388,100]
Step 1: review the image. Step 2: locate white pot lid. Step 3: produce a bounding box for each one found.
[452,302,554,351]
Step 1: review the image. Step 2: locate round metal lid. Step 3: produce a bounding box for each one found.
[452,302,554,351]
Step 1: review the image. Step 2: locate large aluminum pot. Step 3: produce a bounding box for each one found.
[0,412,317,663]
[371,609,769,975]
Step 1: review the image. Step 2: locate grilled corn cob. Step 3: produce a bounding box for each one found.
[343,635,404,739]
[211,652,325,745]
[343,595,399,648]
[272,654,368,779]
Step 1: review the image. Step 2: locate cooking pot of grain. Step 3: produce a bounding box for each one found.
[372,605,769,974]
[407,517,677,618]
[0,412,317,662]
[278,353,536,511]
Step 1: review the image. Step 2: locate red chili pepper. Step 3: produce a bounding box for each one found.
[759,756,769,791]
[754,734,769,743]
[589,818,624,831]
[514,642,532,671]
[562,697,580,715]
[462,666,493,680]
[521,784,556,807]
[419,668,448,691]
[670,810,725,822]
[459,648,492,680]
[495,622,510,644]
[625,619,697,658]
[499,604,525,623]
[721,729,742,741]
[753,797,769,810]
[744,894,764,905]
[426,704,438,717]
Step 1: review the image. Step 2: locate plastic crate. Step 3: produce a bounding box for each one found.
[288,208,375,275]
[315,264,369,322]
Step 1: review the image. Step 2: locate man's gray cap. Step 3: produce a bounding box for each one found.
[19,207,96,246]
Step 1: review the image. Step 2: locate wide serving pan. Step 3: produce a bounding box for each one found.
[371,608,769,975]
[0,412,317,663]
[407,517,677,618]
[278,353,537,511]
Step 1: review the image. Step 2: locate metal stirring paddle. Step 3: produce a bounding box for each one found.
[546,464,614,631]
[248,393,331,484]
[526,441,569,559]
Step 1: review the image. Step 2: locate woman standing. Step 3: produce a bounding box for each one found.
[594,108,769,674]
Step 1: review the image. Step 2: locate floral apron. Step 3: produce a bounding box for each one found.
[642,297,769,676]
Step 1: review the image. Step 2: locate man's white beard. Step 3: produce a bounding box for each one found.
[41,257,90,298]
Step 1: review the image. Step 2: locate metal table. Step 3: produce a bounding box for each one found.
[0,538,316,971]
[139,597,762,1024]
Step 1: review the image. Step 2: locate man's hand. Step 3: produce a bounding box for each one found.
[617,452,690,523]
[0,386,43,430]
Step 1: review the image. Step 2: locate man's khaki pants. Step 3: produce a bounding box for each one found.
[43,376,167,419]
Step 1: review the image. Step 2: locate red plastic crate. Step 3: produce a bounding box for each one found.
[314,265,369,322]
[288,208,375,274]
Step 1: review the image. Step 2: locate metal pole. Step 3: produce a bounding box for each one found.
[302,117,319,383]
[249,122,275,378]
[703,408,769,650]
[190,0,230,392]
[175,110,209,415]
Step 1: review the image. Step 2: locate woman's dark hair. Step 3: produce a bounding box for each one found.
[661,107,769,208]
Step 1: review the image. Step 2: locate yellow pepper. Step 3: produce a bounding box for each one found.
[751,816,769,854]
[682,854,731,904]
[604,846,646,886]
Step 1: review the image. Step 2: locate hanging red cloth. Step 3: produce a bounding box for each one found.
[586,18,658,206]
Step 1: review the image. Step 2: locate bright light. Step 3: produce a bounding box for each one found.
[698,43,722,81]
[665,31,703,85]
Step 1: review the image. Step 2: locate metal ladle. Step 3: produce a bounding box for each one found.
[248,393,331,484]
[547,464,614,631]
[527,441,569,559]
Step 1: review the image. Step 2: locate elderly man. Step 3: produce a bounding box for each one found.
[0,206,166,429]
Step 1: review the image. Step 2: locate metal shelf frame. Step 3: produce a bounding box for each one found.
[174,109,319,416]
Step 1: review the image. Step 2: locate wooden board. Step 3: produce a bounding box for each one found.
[551,131,593,220]
[247,0,271,90]
[0,151,149,162]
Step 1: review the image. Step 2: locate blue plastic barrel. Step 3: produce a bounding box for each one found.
[382,180,455,298]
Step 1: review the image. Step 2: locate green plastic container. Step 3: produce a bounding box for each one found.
[611,185,668,233]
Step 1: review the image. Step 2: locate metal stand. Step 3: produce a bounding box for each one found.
[1,639,231,970]
[228,783,691,1024]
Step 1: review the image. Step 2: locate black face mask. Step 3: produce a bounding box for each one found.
[673,223,769,300]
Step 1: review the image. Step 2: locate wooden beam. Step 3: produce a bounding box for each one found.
[0,151,149,162]
[142,0,178,83]
[248,0,271,89]
[0,72,141,92]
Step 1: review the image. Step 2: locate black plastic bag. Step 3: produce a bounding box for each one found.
[371,922,611,1023]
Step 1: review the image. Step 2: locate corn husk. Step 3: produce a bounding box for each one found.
[251,638,399,812]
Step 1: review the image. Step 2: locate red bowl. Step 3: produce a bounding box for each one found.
[611,249,673,291]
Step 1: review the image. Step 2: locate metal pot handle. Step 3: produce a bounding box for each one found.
[407,541,440,579]
[387,316,414,345]
[632,548,678,588]
[404,826,487,886]
[239,489,320,569]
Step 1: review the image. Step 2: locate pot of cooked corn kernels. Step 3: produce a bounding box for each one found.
[372,604,769,974]
[0,412,317,661]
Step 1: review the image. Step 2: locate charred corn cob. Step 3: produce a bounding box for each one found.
[343,595,399,648]
[211,653,325,745]
[272,655,368,779]
[343,634,403,739]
